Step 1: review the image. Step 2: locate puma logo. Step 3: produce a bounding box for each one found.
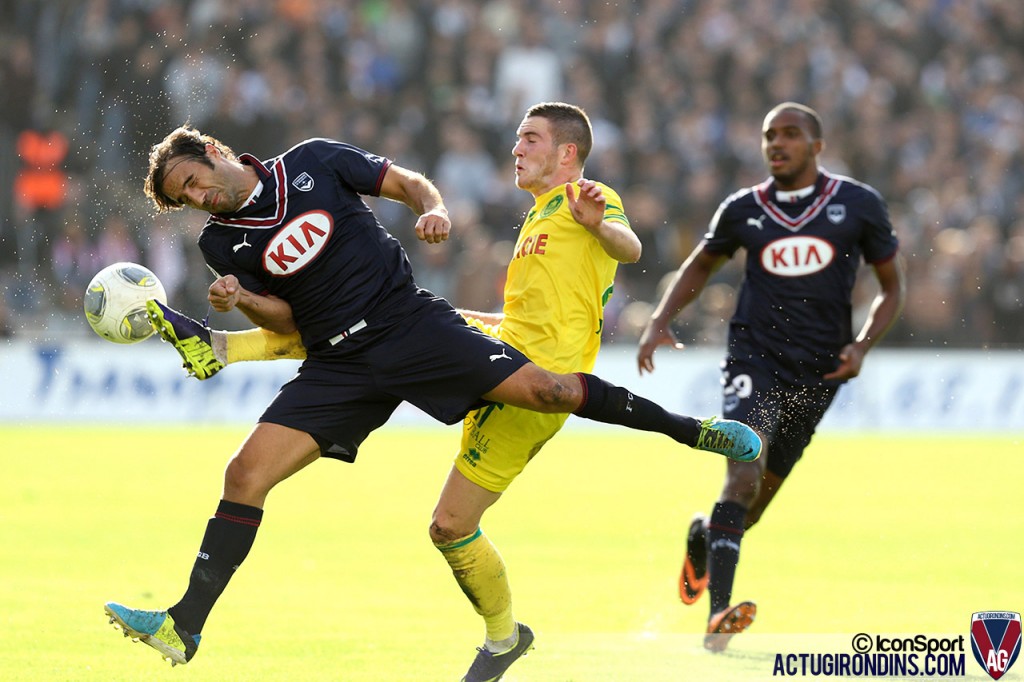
[233,235,252,252]
[746,215,766,230]
[489,348,511,362]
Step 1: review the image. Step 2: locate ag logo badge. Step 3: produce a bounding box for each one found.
[971,611,1021,680]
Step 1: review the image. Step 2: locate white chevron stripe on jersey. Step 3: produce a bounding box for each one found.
[752,173,842,232]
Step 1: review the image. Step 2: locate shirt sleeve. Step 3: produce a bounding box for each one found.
[600,183,630,228]
[703,196,742,257]
[307,139,392,197]
[858,187,900,264]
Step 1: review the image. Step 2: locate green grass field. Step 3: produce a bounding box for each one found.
[2,425,1021,681]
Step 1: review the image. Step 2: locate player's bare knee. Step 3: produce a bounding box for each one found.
[428,520,451,545]
[429,517,469,546]
[529,373,578,412]
[223,457,267,505]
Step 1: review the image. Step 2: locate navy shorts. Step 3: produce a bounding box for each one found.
[720,355,838,479]
[260,289,530,462]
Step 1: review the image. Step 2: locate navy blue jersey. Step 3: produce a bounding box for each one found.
[197,139,415,348]
[704,170,899,385]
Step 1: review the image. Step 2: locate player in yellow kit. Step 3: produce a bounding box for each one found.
[144,103,734,680]
[428,103,641,681]
[455,127,630,494]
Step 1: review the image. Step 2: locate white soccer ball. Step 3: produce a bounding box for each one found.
[83,262,167,344]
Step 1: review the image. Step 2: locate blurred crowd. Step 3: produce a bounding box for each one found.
[1,0,1022,347]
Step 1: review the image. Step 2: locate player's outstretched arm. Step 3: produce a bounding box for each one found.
[378,164,451,244]
[824,254,906,381]
[565,179,641,263]
[637,244,725,374]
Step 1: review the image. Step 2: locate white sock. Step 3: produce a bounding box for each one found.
[210,331,228,363]
[483,628,519,654]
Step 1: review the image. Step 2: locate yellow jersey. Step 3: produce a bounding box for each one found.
[495,182,630,374]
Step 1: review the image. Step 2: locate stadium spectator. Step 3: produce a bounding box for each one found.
[493,18,563,122]
[13,126,69,270]
[50,215,99,299]
[636,102,906,652]
[432,119,499,209]
[0,32,36,252]
[93,213,141,267]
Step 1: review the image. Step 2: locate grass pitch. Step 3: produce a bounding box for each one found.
[1,425,1021,681]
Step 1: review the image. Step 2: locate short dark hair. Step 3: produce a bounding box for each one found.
[525,102,593,165]
[765,102,824,139]
[144,125,236,213]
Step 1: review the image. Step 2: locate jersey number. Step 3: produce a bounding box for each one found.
[724,372,753,399]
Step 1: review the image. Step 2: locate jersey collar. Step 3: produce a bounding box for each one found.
[208,154,288,228]
[239,153,272,179]
[775,183,815,203]
[753,171,842,232]
[241,180,263,207]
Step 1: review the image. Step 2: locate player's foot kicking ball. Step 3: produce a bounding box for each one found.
[146,299,224,380]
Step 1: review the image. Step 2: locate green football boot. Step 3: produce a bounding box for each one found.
[146,299,224,380]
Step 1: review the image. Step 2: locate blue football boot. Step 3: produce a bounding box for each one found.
[104,602,200,665]
[695,417,762,462]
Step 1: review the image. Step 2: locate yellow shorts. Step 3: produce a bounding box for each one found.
[455,402,570,493]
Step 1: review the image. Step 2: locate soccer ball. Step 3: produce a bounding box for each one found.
[83,262,167,344]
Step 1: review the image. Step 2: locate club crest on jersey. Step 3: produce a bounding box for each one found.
[263,210,333,275]
[760,235,835,277]
[971,612,1021,680]
[826,204,846,224]
[292,172,315,191]
[540,195,563,218]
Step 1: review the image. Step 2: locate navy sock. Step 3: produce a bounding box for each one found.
[707,501,747,615]
[572,372,701,445]
[168,500,263,635]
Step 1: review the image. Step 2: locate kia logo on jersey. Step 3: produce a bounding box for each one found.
[760,235,835,276]
[263,210,333,275]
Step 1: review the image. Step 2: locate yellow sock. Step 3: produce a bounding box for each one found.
[224,328,306,363]
[435,528,516,644]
